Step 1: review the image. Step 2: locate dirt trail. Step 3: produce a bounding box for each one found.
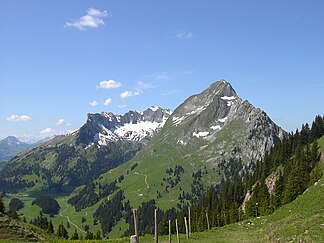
[59,204,86,233]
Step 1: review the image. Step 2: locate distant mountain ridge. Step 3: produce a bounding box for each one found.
[0,136,31,161]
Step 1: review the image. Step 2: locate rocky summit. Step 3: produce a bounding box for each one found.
[165,79,286,165]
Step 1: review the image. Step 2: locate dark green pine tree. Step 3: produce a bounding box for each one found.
[309,115,324,142]
[11,209,19,220]
[244,180,271,218]
[283,148,309,204]
[57,222,69,239]
[47,220,54,234]
[244,196,256,218]
[309,163,323,186]
[310,141,321,168]
[228,202,238,223]
[84,231,94,240]
[0,198,5,213]
[271,173,284,209]
[71,229,79,240]
[95,230,102,240]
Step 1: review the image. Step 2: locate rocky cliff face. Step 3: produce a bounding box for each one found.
[76,107,173,146]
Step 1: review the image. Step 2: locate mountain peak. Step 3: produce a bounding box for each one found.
[1,136,24,146]
[168,80,285,162]
[0,136,31,161]
[207,79,237,97]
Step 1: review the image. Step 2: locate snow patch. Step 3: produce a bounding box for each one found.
[102,112,113,121]
[96,131,119,145]
[173,116,185,126]
[114,120,164,141]
[177,140,186,145]
[193,131,209,138]
[210,125,221,130]
[85,142,94,150]
[221,96,236,101]
[186,106,206,116]
[166,109,173,115]
[149,106,160,112]
[218,117,228,123]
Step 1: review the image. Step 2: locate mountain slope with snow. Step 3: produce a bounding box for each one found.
[76,106,173,146]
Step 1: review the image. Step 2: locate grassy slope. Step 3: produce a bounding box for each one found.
[0,213,56,242]
[2,194,102,238]
[97,118,246,211]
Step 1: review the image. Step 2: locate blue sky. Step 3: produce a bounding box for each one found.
[1,1,324,141]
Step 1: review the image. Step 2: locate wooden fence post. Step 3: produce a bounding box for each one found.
[206,212,210,231]
[175,219,179,243]
[184,217,189,240]
[130,235,138,243]
[168,219,171,243]
[133,208,139,243]
[188,206,191,236]
[155,209,158,243]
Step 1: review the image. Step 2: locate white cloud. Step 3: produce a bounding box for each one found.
[89,100,99,107]
[87,7,108,17]
[56,119,65,126]
[120,90,143,99]
[136,81,157,90]
[65,7,108,31]
[97,79,121,89]
[40,128,53,136]
[104,98,112,106]
[6,115,31,122]
[175,31,194,39]
[118,104,127,108]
